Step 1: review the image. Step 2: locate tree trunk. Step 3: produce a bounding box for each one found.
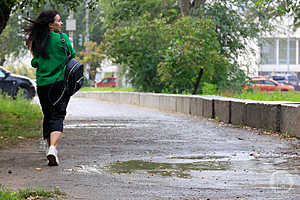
[0,1,13,35]
[177,0,191,16]
[162,0,169,7]
[177,0,207,16]
[0,58,5,66]
[193,0,207,8]
[192,67,204,95]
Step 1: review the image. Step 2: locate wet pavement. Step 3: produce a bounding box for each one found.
[1,96,300,199]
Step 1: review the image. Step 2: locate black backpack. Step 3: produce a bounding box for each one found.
[60,33,84,96]
[49,34,84,106]
[63,57,84,96]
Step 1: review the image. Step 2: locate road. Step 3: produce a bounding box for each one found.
[1,96,300,200]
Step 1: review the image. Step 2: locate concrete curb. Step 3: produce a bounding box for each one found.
[75,91,300,138]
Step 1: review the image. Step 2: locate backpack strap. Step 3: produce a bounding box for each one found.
[48,33,70,106]
[59,33,71,60]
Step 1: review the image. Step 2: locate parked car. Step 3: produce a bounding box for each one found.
[270,74,300,90]
[96,77,117,88]
[0,67,36,99]
[243,77,295,92]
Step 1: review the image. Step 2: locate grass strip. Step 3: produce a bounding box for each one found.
[81,87,300,102]
[80,87,135,92]
[0,185,66,200]
[0,93,43,148]
[228,90,300,102]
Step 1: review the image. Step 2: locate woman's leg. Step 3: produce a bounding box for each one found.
[38,81,69,166]
[46,131,62,147]
[46,93,70,166]
[49,131,62,147]
[47,131,62,166]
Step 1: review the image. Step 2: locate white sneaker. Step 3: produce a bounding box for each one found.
[47,146,59,166]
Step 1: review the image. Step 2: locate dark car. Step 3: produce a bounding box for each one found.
[270,74,300,90]
[0,67,36,99]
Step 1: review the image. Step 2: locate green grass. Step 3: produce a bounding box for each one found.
[0,185,66,200]
[225,90,300,102]
[80,87,300,102]
[0,93,43,148]
[80,87,135,92]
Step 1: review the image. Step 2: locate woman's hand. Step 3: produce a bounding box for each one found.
[26,38,33,56]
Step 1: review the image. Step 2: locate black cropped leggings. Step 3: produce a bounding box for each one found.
[37,81,70,139]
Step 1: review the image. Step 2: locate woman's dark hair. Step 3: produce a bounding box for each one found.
[24,10,59,59]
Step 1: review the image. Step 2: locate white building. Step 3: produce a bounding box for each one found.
[253,16,300,77]
[95,58,118,83]
[95,57,130,88]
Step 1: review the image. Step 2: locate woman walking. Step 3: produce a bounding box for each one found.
[24,10,76,166]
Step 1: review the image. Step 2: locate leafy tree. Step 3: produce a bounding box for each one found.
[175,0,275,92]
[0,24,11,65]
[0,0,106,79]
[68,2,106,51]
[101,15,169,92]
[0,0,99,35]
[101,0,273,93]
[256,0,300,31]
[101,0,179,28]
[101,0,185,92]
[0,9,31,65]
[180,1,273,60]
[5,64,35,79]
[77,41,104,81]
[158,17,227,94]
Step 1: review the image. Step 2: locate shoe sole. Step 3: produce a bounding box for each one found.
[47,154,58,166]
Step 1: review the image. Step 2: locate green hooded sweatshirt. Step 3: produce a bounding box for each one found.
[31,32,76,86]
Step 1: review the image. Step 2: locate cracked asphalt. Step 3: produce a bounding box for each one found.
[1,96,300,200]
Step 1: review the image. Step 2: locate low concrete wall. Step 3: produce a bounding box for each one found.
[176,95,192,115]
[190,96,203,117]
[120,92,131,104]
[140,93,160,109]
[159,94,177,113]
[214,98,231,123]
[75,91,300,137]
[130,93,140,105]
[202,96,214,119]
[280,104,300,137]
[231,100,246,126]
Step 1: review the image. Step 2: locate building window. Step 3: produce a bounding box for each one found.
[291,39,296,64]
[279,39,296,64]
[261,39,277,64]
[299,40,300,64]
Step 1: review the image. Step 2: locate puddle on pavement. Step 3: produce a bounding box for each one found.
[64,165,103,174]
[64,152,300,181]
[167,155,228,160]
[103,159,231,178]
[64,119,156,129]
[65,123,127,129]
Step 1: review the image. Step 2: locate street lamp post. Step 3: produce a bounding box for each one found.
[85,1,91,85]
[287,13,290,74]
[66,10,76,47]
[286,0,291,74]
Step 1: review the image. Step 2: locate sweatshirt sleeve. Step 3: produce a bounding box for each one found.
[31,56,39,68]
[63,33,76,59]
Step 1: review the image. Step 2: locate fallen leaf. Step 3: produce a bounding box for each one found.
[35,168,42,171]
[146,173,153,177]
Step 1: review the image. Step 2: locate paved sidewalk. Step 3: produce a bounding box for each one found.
[1,97,300,200]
